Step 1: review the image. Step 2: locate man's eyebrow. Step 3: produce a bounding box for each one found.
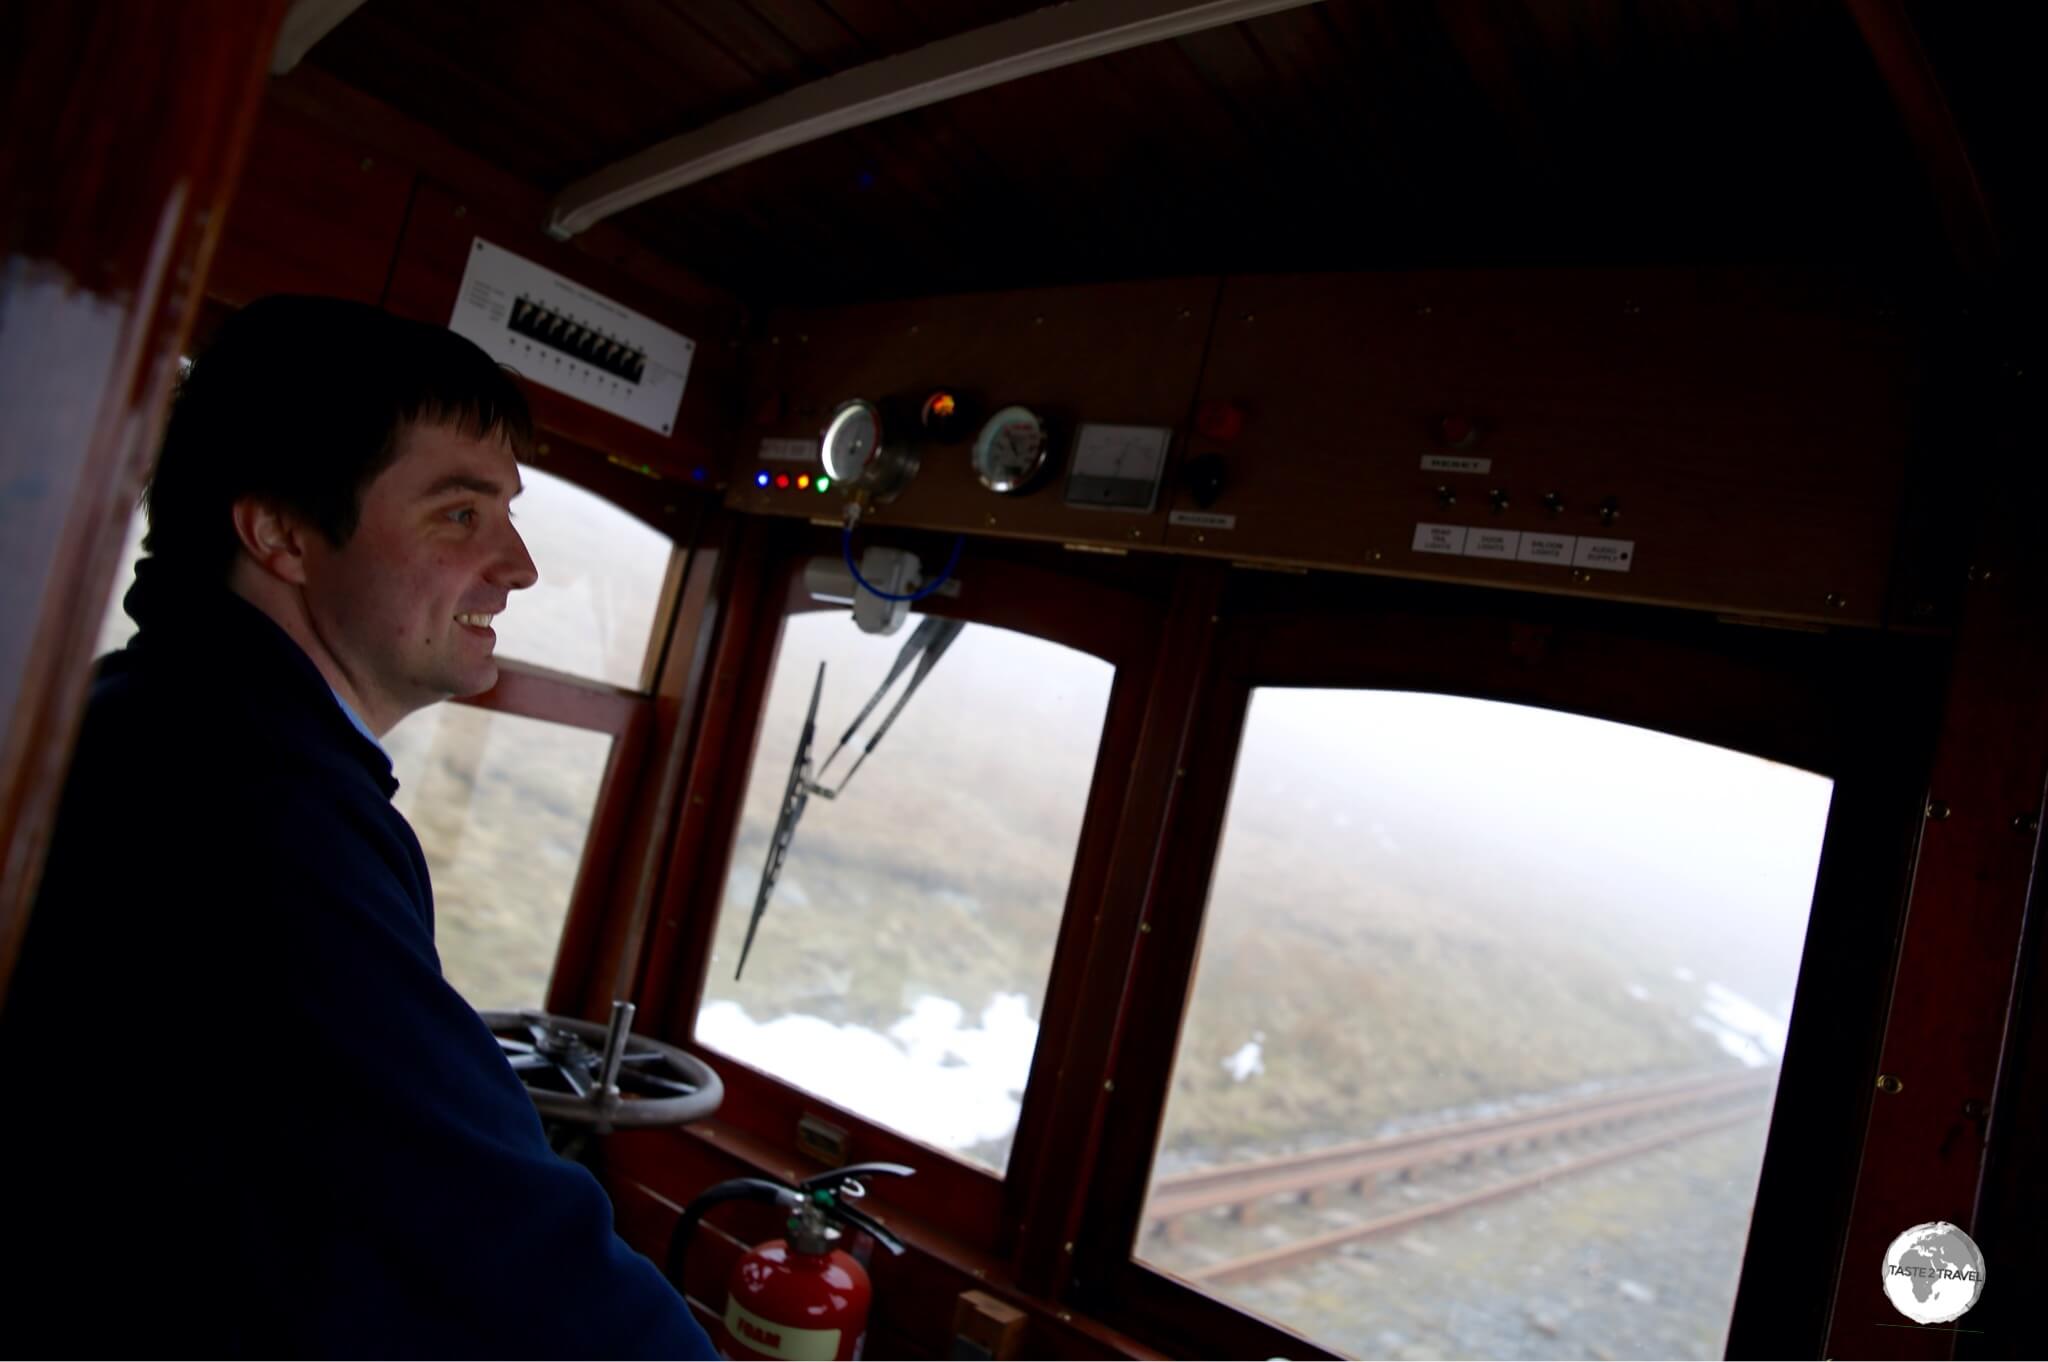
[419,474,523,499]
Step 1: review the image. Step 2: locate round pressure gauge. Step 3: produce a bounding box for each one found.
[971,405,1051,494]
[821,397,918,501]
[822,398,883,484]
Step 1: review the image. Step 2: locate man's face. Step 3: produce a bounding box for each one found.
[299,422,537,731]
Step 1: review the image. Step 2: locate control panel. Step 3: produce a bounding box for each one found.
[739,278,1214,551]
[738,269,1919,626]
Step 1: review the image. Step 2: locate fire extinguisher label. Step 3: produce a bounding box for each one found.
[724,1298,844,1360]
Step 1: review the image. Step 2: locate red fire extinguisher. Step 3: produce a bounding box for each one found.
[667,1162,913,1361]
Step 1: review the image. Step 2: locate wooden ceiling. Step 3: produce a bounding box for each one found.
[307,0,1954,305]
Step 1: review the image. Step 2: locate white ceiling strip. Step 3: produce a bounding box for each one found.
[270,0,371,75]
[545,0,1328,239]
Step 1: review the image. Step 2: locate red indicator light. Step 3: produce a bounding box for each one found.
[775,474,791,489]
[1195,400,1247,442]
[1436,414,1480,450]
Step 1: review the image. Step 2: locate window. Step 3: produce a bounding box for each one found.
[94,500,148,658]
[492,463,675,690]
[384,704,616,1013]
[694,609,1115,1175]
[1136,689,1832,1360]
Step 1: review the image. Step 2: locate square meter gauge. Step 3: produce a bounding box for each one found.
[1063,423,1173,512]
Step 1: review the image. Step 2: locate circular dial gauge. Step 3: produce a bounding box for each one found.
[821,398,883,484]
[971,405,1050,494]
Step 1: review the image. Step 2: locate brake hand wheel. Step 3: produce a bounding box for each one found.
[481,1000,722,1130]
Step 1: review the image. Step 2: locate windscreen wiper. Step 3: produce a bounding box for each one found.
[811,615,965,800]
[732,616,967,981]
[735,662,823,981]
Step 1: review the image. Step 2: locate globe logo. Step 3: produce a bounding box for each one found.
[1881,1221,1986,1324]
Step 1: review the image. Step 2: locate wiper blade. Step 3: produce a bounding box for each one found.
[736,615,965,980]
[735,661,824,981]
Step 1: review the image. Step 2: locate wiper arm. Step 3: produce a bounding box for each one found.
[814,616,964,799]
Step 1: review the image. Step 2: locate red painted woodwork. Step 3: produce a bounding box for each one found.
[468,659,640,737]
[561,519,731,1022]
[1175,271,1918,627]
[1823,328,2046,1360]
[0,0,287,997]
[204,99,415,308]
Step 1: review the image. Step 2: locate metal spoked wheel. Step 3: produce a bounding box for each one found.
[481,1001,722,1130]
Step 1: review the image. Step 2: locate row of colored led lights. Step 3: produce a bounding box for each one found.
[754,470,833,492]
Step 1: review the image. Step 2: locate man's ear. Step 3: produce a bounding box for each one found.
[230,496,313,586]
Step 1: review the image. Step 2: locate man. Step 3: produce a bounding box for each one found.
[0,296,716,1358]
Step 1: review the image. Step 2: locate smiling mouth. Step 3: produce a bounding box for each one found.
[455,611,499,631]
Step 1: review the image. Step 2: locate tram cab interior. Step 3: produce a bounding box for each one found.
[2,2,2042,1358]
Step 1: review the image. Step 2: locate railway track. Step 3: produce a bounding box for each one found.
[1144,1068,1775,1283]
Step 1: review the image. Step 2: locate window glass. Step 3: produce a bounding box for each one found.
[95,501,149,658]
[1138,689,1832,1361]
[384,703,615,1013]
[695,611,1115,1175]
[497,462,675,690]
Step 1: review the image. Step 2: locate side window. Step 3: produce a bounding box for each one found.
[491,463,675,690]
[1138,689,1832,1360]
[95,501,149,658]
[384,704,615,1012]
[695,610,1115,1175]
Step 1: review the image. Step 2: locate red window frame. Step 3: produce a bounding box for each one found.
[431,441,698,1018]
[441,659,660,1017]
[1055,571,1947,1359]
[634,522,1170,1256]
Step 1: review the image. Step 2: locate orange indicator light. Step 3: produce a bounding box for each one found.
[797,474,811,489]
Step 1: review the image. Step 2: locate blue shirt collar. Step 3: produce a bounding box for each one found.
[329,687,386,757]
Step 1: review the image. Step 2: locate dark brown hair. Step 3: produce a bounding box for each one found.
[144,295,535,584]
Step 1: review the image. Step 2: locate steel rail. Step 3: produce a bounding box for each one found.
[1187,1102,1769,1285]
[1147,1068,1773,1229]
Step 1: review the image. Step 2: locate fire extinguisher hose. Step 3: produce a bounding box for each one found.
[665,1178,800,1285]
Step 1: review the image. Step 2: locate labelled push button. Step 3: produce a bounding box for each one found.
[1573,537,1635,572]
[1413,523,1468,555]
[1464,529,1521,560]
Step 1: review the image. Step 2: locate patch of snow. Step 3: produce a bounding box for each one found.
[1223,1037,1265,1082]
[1625,983,1650,1002]
[1691,981,1789,1068]
[696,992,1039,1150]
[1673,965,1697,983]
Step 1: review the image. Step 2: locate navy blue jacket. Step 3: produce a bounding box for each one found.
[0,562,715,1358]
